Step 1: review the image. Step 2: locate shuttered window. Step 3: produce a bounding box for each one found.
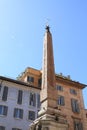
[27,76,34,83]
[29,93,36,106]
[74,121,83,130]
[17,90,23,105]
[28,111,35,120]
[38,78,42,87]
[37,94,40,108]
[56,85,63,91]
[0,84,2,92]
[0,105,8,116]
[2,86,8,101]
[70,89,77,95]
[0,126,5,130]
[12,128,22,130]
[14,108,23,119]
[58,96,65,106]
[71,99,80,113]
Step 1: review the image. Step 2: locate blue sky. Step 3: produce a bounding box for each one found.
[0,0,87,108]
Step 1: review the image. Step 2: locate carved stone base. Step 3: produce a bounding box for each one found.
[29,114,69,130]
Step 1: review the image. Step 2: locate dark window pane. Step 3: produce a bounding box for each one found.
[0,105,8,116]
[0,126,5,130]
[2,86,8,101]
[70,89,77,95]
[74,121,83,130]
[14,108,23,119]
[38,79,42,87]
[12,128,22,130]
[27,76,34,83]
[58,96,65,106]
[37,94,40,108]
[29,93,36,106]
[17,90,23,105]
[28,111,35,120]
[56,85,63,91]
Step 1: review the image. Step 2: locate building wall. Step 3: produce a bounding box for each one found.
[56,78,86,130]
[0,68,87,130]
[0,79,40,130]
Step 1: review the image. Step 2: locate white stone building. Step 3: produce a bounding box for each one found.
[0,68,41,130]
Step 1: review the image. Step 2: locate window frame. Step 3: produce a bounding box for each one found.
[2,86,8,101]
[28,110,35,121]
[17,90,23,105]
[14,108,23,119]
[71,99,80,113]
[0,105,8,116]
[57,95,65,106]
[56,85,63,91]
[29,92,36,107]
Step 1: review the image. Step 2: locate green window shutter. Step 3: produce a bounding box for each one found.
[2,86,8,101]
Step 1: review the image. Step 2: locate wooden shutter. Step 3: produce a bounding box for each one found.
[3,106,8,116]
[2,86,8,101]
[37,94,40,108]
[61,96,65,105]
[71,99,76,112]
[20,109,23,119]
[78,122,83,130]
[76,101,80,113]
[17,90,23,104]
[14,108,17,118]
[33,93,36,106]
[30,93,33,105]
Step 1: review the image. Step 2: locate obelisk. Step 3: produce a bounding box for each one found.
[29,26,68,130]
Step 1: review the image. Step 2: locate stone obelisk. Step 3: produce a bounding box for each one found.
[29,26,68,130]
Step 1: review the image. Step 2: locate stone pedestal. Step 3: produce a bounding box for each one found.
[29,114,69,130]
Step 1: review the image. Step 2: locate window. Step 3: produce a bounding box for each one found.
[38,78,42,87]
[2,86,8,101]
[0,84,2,92]
[27,76,34,83]
[70,89,77,95]
[0,105,8,116]
[71,99,80,113]
[86,113,87,118]
[29,92,36,106]
[37,94,40,108]
[17,90,23,105]
[74,120,83,130]
[12,128,22,130]
[28,111,35,120]
[56,85,63,91]
[57,95,65,106]
[14,108,23,119]
[0,126,5,130]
